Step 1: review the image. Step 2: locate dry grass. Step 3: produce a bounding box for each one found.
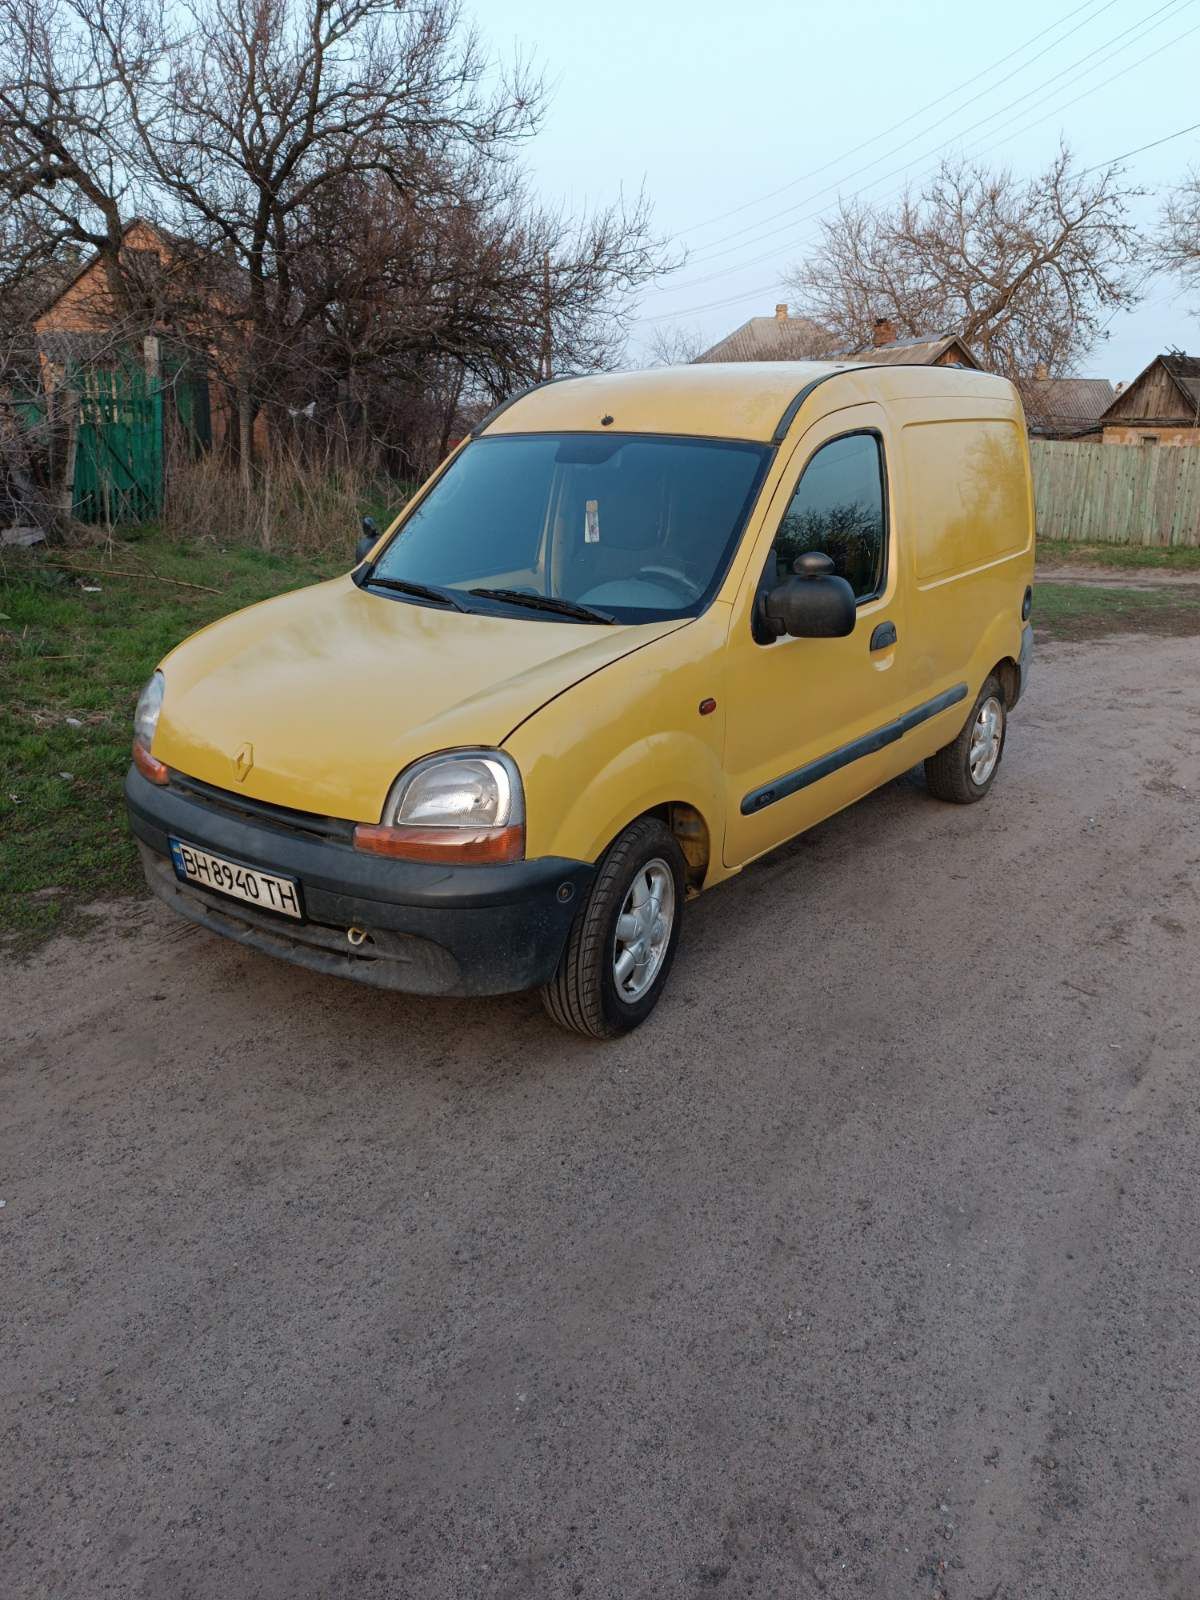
[162,444,406,555]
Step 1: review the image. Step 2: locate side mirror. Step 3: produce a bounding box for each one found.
[355,515,379,564]
[756,551,856,642]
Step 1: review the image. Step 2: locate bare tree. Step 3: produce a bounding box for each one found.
[786,149,1139,375]
[0,0,168,306]
[0,0,674,482]
[646,323,705,366]
[1156,169,1200,315]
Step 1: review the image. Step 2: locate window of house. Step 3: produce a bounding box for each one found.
[769,431,887,601]
[1141,435,1159,446]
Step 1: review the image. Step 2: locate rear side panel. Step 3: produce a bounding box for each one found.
[895,392,1035,752]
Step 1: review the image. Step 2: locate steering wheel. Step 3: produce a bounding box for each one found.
[634,565,696,600]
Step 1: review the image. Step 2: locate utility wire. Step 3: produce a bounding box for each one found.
[637,114,1200,327]
[640,5,1198,319]
[1080,122,1200,174]
[677,0,1118,238]
[966,37,1200,168]
[673,0,1192,277]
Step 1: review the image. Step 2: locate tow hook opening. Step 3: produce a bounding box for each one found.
[347,925,370,947]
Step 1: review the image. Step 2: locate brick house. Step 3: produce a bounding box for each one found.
[32,217,252,456]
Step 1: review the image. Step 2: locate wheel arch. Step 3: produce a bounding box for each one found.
[637,801,711,895]
[990,655,1020,709]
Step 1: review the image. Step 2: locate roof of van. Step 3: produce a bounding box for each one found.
[479,361,1018,444]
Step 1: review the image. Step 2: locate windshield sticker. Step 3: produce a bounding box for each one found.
[584,499,600,544]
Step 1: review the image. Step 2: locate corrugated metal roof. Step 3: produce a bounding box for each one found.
[841,334,980,369]
[1014,376,1115,432]
[694,314,831,363]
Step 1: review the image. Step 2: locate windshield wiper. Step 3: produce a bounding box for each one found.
[368,575,469,612]
[468,588,616,625]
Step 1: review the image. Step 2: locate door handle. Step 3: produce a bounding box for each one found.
[870,620,897,651]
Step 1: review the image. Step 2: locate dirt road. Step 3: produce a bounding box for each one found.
[4,634,1200,1599]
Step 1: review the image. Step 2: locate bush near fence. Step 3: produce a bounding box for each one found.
[1031,439,1200,547]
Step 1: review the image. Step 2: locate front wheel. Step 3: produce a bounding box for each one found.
[924,674,1007,804]
[540,816,685,1038]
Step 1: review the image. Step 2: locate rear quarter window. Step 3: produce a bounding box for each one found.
[904,419,1030,583]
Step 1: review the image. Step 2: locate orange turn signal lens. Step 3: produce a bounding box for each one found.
[132,738,170,785]
[353,822,525,864]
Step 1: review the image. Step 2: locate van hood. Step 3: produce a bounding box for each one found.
[152,576,685,821]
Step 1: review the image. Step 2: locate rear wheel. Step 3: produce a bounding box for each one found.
[925,675,1007,804]
[541,816,685,1038]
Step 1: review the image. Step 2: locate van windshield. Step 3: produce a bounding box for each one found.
[368,432,771,624]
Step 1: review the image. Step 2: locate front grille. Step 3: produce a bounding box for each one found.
[167,771,356,843]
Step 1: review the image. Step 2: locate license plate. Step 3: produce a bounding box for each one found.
[169,838,303,919]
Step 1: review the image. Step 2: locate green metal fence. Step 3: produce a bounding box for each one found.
[70,361,163,523]
[66,349,212,524]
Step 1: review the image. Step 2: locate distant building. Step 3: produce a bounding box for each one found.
[1096,353,1200,446]
[841,318,980,370]
[694,304,831,363]
[1013,366,1115,441]
[33,217,225,450]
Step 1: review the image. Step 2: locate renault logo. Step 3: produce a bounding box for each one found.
[233,742,254,782]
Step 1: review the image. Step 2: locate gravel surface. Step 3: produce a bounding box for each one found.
[4,634,1200,1599]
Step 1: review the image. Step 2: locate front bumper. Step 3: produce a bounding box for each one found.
[125,766,593,996]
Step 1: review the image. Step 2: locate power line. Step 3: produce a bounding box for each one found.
[675,0,1117,239]
[1081,121,1200,174]
[643,0,1196,324]
[637,113,1200,328]
[677,0,1124,260]
[673,0,1192,279]
[959,18,1200,165]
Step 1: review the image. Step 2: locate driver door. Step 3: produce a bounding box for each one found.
[721,402,911,867]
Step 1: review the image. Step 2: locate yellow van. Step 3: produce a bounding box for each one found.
[126,362,1034,1036]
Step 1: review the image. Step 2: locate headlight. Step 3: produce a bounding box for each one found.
[134,670,165,750]
[354,750,525,863]
[131,670,169,784]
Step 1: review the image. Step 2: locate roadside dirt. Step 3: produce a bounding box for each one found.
[4,634,1200,1599]
[1036,561,1200,589]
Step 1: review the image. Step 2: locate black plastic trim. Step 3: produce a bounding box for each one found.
[770,364,883,443]
[1014,623,1033,708]
[167,771,355,842]
[126,766,595,996]
[740,682,969,815]
[870,620,897,651]
[753,425,890,641]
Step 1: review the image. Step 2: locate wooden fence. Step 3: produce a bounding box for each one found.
[1030,439,1200,547]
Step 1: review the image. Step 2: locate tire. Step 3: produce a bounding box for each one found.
[541,816,686,1039]
[925,674,1007,804]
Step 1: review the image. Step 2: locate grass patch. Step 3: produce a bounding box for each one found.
[1,529,340,952]
[1038,539,1200,572]
[1035,581,1200,641]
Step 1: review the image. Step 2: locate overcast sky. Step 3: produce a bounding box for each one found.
[493,0,1200,380]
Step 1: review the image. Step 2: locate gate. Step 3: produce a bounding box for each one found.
[70,360,163,524]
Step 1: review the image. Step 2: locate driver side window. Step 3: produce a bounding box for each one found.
[769,431,887,601]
